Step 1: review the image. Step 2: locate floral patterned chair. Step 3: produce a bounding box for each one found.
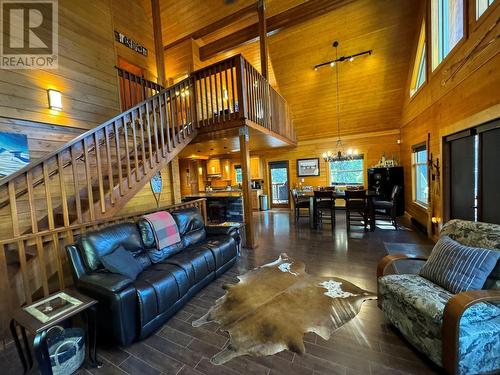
[377,220,500,375]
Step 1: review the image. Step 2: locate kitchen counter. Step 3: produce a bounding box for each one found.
[183,192,242,198]
[182,193,243,223]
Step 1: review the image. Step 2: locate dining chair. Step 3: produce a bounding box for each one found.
[373,185,401,229]
[313,190,336,230]
[290,189,310,222]
[345,189,368,231]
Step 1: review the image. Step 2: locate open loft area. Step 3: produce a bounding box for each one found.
[0,0,499,374]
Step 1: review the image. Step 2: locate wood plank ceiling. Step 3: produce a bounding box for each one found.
[160,0,420,142]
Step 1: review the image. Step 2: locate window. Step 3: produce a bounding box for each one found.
[329,156,364,185]
[476,0,495,18]
[431,0,464,70]
[235,165,242,183]
[410,21,427,96]
[412,145,428,206]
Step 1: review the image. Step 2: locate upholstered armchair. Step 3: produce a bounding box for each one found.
[377,220,500,375]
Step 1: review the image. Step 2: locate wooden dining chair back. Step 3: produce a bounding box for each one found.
[290,189,310,222]
[373,185,401,229]
[313,190,336,230]
[345,189,368,231]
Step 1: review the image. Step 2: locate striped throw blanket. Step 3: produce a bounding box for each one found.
[143,211,181,249]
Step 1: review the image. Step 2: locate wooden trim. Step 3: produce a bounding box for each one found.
[268,160,291,208]
[152,0,166,86]
[258,0,268,80]
[442,289,500,375]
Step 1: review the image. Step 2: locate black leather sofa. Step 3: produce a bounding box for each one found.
[66,208,239,346]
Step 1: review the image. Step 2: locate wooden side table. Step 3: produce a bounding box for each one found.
[10,289,101,374]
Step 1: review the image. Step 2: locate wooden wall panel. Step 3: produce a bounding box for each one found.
[400,3,500,236]
[0,0,121,130]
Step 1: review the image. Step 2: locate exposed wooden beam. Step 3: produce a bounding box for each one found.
[152,0,166,86]
[163,3,258,51]
[239,126,256,249]
[200,0,355,60]
[258,0,268,80]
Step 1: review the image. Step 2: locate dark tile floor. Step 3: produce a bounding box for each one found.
[3,211,445,375]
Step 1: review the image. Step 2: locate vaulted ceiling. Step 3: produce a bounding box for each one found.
[159,0,421,141]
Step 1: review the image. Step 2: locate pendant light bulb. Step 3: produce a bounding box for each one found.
[330,61,335,67]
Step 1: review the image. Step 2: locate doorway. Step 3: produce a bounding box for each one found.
[268,161,290,208]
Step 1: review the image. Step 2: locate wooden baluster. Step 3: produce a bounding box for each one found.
[122,117,132,189]
[166,90,176,145]
[221,61,227,122]
[181,81,188,138]
[70,144,82,223]
[113,121,124,196]
[157,95,168,155]
[231,60,237,118]
[208,67,215,125]
[137,107,147,175]
[171,88,179,143]
[129,114,140,182]
[104,126,115,205]
[144,103,154,167]
[25,170,50,296]
[140,76,145,102]
[93,132,106,213]
[214,65,220,125]
[163,92,174,149]
[0,243,12,322]
[203,69,210,126]
[196,75,204,128]
[187,79,194,134]
[247,63,254,121]
[83,137,96,221]
[57,153,71,231]
[8,180,32,304]
[150,99,161,161]
[127,72,133,109]
[177,85,184,139]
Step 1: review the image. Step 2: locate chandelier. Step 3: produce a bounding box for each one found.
[316,41,372,162]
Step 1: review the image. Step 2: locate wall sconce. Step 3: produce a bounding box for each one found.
[47,89,62,110]
[431,217,441,224]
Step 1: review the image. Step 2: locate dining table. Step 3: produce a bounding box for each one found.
[298,190,379,231]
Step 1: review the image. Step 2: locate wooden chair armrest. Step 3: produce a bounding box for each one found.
[376,254,429,278]
[442,290,500,375]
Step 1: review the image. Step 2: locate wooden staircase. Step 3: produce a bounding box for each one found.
[0,54,296,336]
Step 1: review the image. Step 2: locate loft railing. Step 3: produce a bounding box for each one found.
[116,67,164,110]
[0,198,207,339]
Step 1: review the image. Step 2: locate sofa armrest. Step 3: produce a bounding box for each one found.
[206,225,239,236]
[377,254,429,278]
[442,290,500,375]
[78,272,134,294]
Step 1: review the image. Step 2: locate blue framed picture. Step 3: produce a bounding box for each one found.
[0,132,29,178]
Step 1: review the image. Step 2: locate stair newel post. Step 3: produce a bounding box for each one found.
[144,103,154,168]
[122,117,132,189]
[230,57,237,120]
[26,170,49,297]
[9,179,32,304]
[93,131,106,214]
[104,125,115,205]
[70,144,83,223]
[113,121,124,197]
[236,54,248,120]
[83,138,95,222]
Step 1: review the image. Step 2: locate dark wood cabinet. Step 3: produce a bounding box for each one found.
[368,167,405,216]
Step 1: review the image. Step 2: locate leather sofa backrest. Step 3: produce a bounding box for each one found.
[171,208,207,248]
[77,222,150,272]
[136,217,184,262]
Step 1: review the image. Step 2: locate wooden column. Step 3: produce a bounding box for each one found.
[258,0,268,80]
[239,126,256,248]
[152,0,166,86]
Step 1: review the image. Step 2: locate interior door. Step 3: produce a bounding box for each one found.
[268,161,290,208]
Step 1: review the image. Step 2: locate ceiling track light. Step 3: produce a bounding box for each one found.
[313,42,372,71]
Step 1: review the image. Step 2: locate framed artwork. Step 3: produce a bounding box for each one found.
[0,132,29,178]
[297,158,320,177]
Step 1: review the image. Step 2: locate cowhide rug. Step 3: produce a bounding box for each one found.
[192,253,377,364]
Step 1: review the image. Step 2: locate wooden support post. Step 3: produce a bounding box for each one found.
[239,126,256,248]
[152,0,166,86]
[258,0,268,80]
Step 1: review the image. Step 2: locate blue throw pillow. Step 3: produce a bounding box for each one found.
[101,245,144,280]
[420,236,500,294]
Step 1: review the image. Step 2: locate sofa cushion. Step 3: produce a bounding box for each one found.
[101,245,145,280]
[379,274,500,373]
[137,218,184,263]
[203,235,237,270]
[133,263,190,328]
[163,245,216,285]
[171,208,206,248]
[77,222,150,271]
[420,236,500,293]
